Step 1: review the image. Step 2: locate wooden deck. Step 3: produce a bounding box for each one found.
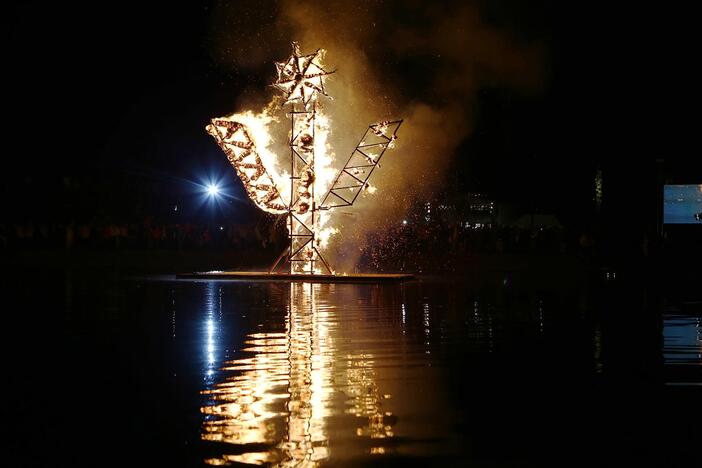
[175,271,414,283]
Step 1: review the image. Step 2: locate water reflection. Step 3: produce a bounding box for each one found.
[17,270,701,466]
[203,283,222,383]
[200,283,396,466]
[664,310,702,365]
[662,304,702,386]
[345,352,395,441]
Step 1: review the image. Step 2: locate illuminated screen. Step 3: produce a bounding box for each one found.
[664,185,702,224]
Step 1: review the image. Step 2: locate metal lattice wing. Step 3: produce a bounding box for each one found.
[206,119,287,213]
[321,120,402,209]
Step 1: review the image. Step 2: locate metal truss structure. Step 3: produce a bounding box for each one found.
[269,44,403,275]
[270,101,334,275]
[268,42,335,275]
[210,42,402,275]
[206,120,288,213]
[273,42,334,108]
[320,120,403,209]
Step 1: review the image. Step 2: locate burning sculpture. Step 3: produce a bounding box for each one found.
[206,43,402,275]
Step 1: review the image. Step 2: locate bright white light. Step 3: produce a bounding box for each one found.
[402,220,407,225]
[207,184,220,196]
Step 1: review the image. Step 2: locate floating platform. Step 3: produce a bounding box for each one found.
[175,271,414,283]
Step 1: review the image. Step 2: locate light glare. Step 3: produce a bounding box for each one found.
[207,184,220,196]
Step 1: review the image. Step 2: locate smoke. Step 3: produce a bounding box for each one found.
[208,0,545,272]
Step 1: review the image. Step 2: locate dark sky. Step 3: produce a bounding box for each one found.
[2,1,679,230]
[4,2,241,222]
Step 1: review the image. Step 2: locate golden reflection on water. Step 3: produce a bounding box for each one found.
[201,282,396,466]
[345,353,395,440]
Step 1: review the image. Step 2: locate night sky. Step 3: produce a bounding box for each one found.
[2,1,685,235]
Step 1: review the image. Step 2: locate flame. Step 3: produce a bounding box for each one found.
[206,43,397,274]
[206,102,342,272]
[273,43,334,107]
[206,106,290,214]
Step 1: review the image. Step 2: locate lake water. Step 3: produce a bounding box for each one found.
[4,269,701,467]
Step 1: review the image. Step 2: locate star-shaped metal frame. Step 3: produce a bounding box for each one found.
[273,42,334,107]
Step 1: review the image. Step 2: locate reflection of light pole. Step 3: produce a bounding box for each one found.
[204,282,220,381]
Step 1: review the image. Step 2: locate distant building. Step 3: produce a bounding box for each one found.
[463,193,496,228]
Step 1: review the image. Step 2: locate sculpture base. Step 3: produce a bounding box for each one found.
[175,271,414,283]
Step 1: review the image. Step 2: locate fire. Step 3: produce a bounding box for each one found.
[273,42,333,107]
[206,42,401,275]
[206,107,289,214]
